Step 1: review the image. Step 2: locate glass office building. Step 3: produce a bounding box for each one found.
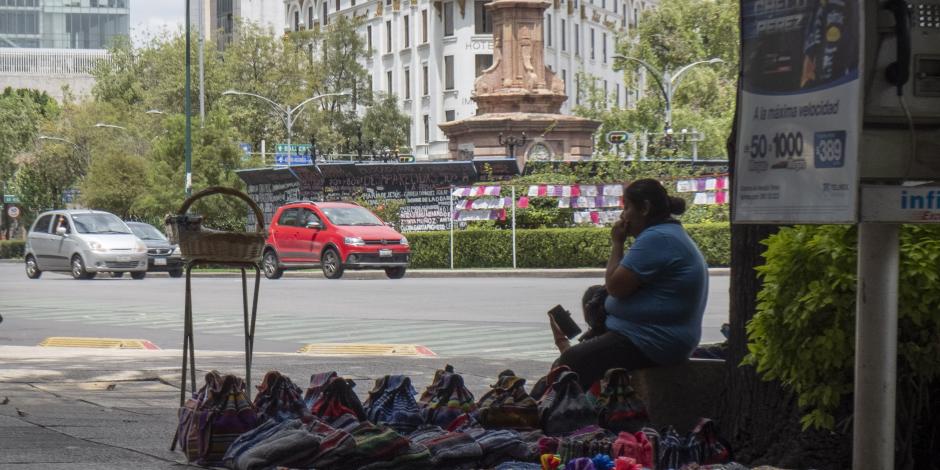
[0,0,129,49]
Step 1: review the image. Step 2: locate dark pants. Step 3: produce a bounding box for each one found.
[553,331,658,390]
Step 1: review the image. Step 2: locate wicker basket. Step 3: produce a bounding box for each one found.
[165,187,267,264]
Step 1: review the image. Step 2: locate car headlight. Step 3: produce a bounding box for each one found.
[400,237,409,246]
[171,245,180,255]
[88,241,106,253]
[134,241,147,253]
[344,236,365,246]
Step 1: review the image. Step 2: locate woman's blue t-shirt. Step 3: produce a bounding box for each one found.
[604,222,709,365]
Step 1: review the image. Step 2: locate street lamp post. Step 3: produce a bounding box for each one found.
[498,132,528,160]
[613,55,723,133]
[221,90,351,167]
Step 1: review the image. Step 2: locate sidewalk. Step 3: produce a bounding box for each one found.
[0,345,551,469]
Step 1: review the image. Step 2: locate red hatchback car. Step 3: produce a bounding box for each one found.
[262,201,411,280]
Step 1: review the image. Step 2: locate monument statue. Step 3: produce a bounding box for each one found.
[440,0,600,166]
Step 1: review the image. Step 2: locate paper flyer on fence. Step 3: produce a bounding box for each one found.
[733,0,862,224]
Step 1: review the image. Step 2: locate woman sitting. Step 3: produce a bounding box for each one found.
[551,178,709,390]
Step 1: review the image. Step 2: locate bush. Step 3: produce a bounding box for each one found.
[745,225,940,431]
[407,223,729,269]
[0,240,25,259]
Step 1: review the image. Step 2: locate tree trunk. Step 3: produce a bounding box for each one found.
[720,85,850,469]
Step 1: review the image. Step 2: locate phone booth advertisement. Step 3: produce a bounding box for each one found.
[734,0,863,224]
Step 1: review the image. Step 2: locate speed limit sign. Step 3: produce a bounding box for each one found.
[6,206,19,218]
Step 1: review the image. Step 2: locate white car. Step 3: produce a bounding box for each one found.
[24,210,149,280]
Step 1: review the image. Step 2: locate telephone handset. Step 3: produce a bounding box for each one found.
[884,0,911,94]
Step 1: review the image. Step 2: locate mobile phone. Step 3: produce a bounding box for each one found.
[548,305,582,340]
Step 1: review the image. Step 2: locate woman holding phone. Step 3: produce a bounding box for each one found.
[550,179,709,390]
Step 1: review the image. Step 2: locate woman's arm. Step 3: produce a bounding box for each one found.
[605,220,642,299]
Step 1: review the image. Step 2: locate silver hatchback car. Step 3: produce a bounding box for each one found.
[24,210,149,280]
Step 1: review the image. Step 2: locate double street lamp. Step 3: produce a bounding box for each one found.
[613,55,723,134]
[221,90,351,167]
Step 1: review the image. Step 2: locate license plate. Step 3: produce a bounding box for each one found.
[117,256,131,262]
[379,249,393,257]
[154,257,167,266]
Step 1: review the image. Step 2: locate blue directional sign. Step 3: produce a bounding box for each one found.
[274,154,314,165]
[273,143,313,165]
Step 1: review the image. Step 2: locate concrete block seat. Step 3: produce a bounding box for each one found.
[629,358,727,433]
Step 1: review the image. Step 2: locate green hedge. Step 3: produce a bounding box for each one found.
[0,240,25,259]
[407,223,730,269]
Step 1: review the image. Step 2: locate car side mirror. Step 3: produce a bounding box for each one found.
[385,222,394,228]
[306,221,321,229]
[55,226,67,236]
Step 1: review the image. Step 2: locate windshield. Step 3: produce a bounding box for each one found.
[128,223,167,240]
[319,207,384,226]
[71,213,132,234]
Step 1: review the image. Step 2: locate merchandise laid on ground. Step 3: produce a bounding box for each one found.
[175,364,772,470]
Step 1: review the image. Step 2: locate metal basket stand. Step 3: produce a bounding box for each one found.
[165,186,267,407]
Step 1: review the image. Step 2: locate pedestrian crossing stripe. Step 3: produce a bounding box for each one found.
[38,337,161,350]
[297,343,436,357]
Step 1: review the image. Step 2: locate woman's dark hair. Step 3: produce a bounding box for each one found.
[624,178,686,222]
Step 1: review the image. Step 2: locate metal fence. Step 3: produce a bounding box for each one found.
[0,48,110,76]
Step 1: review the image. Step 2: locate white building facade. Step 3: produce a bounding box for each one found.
[274,0,656,159]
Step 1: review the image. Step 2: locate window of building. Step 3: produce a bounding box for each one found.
[613,0,616,12]
[444,55,455,90]
[590,28,595,60]
[576,75,580,104]
[562,69,567,96]
[367,25,373,52]
[386,0,392,5]
[445,110,456,121]
[574,24,579,56]
[615,83,620,107]
[385,20,392,53]
[560,19,566,51]
[387,70,393,92]
[369,75,373,92]
[404,68,411,99]
[308,7,314,28]
[423,115,430,143]
[422,64,429,95]
[633,8,638,27]
[422,10,428,43]
[294,10,300,30]
[323,1,329,25]
[603,80,608,107]
[602,32,607,62]
[474,0,493,34]
[336,0,340,11]
[475,54,493,77]
[444,2,454,36]
[622,4,627,27]
[403,15,410,48]
[546,14,552,47]
[352,0,356,6]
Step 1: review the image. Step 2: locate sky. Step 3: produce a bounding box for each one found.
[129,0,185,46]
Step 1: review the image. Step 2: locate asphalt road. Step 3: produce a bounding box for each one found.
[0,263,729,361]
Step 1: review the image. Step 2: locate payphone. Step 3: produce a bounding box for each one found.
[861,0,940,179]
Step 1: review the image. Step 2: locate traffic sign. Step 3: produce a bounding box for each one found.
[6,206,19,218]
[274,143,312,155]
[274,154,314,165]
[606,131,630,145]
[3,194,18,204]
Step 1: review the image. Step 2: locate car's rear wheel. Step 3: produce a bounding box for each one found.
[168,269,183,278]
[25,255,41,279]
[321,248,344,279]
[111,272,124,278]
[71,255,94,280]
[130,271,146,280]
[385,267,406,279]
[262,250,283,280]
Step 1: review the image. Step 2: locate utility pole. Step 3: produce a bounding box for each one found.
[184,0,193,197]
[198,0,205,127]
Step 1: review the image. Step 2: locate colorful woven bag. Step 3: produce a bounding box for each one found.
[477,371,540,430]
[595,368,649,433]
[538,370,598,436]
[175,371,259,466]
[419,365,477,429]
[305,372,367,422]
[253,370,310,424]
[364,375,424,434]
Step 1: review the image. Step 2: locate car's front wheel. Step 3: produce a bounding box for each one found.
[385,267,407,279]
[262,250,283,280]
[321,248,344,280]
[111,272,124,278]
[25,255,42,279]
[71,255,94,280]
[130,271,146,280]
[168,269,183,278]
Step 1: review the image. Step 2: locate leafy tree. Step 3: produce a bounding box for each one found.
[579,0,738,158]
[79,153,148,218]
[361,92,411,152]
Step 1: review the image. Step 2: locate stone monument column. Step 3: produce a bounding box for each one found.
[439,0,600,167]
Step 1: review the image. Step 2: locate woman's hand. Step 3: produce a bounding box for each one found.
[611,219,628,245]
[549,316,571,353]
